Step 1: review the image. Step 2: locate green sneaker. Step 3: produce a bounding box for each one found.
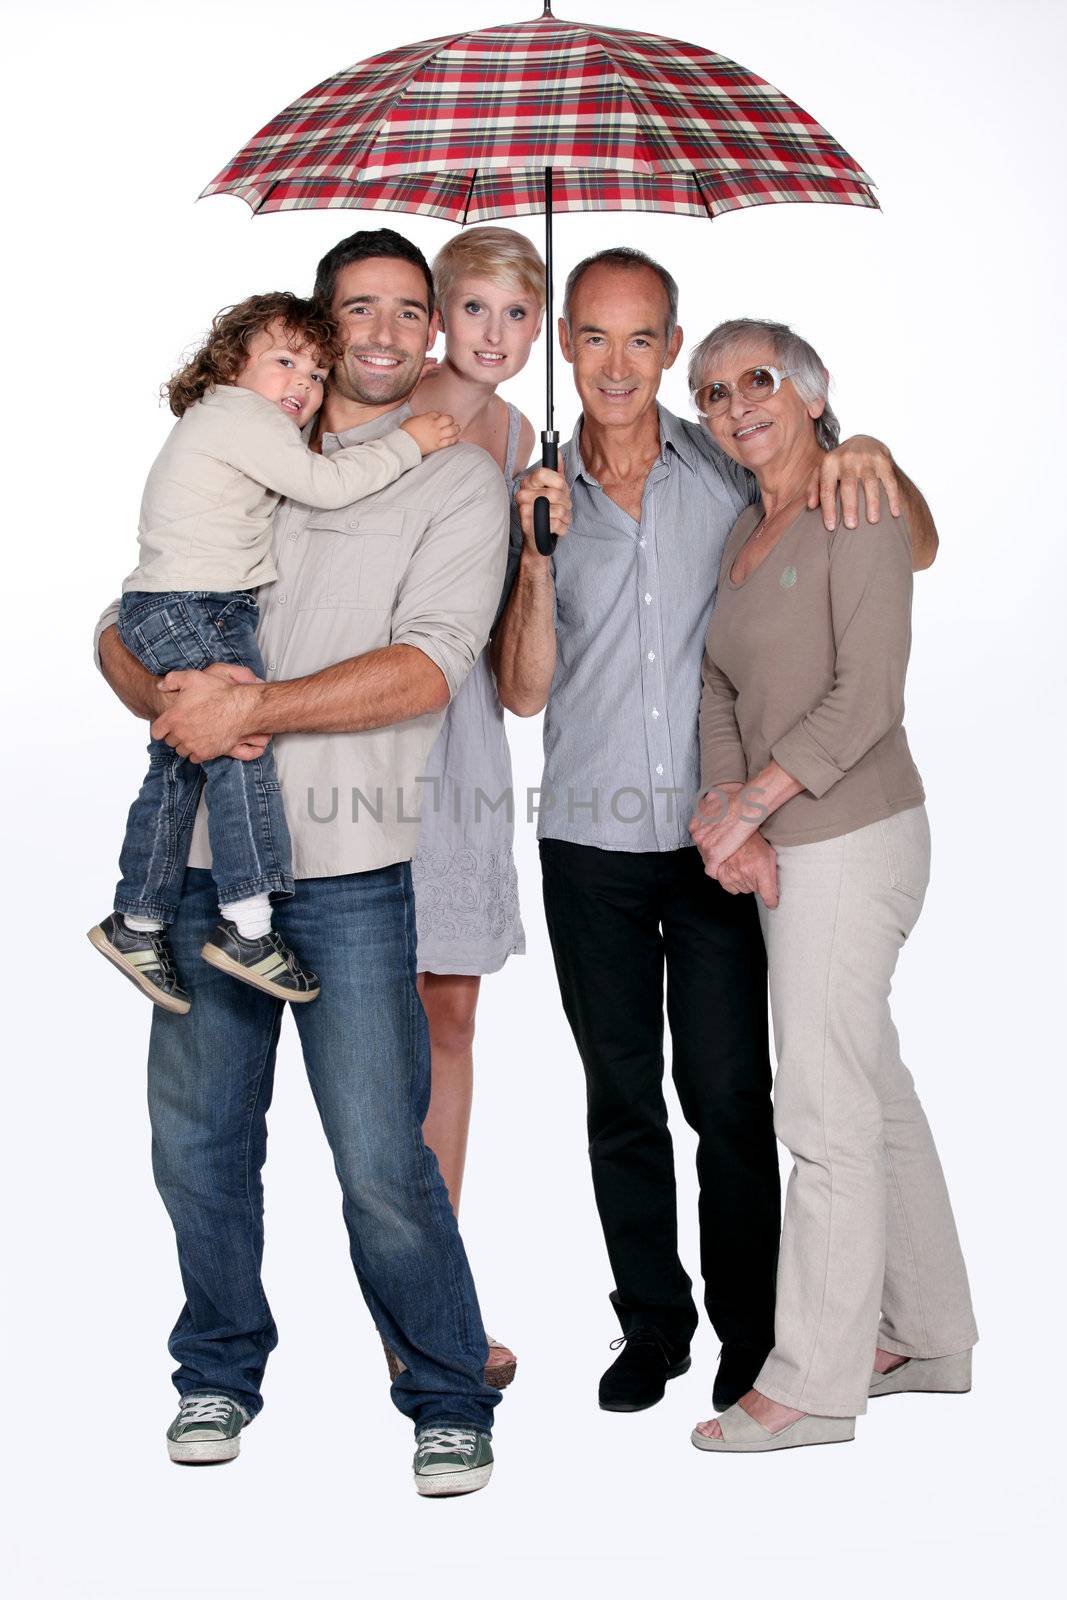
[413,1427,494,1497]
[166,1394,249,1464]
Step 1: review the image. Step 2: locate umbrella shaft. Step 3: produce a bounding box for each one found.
[544,165,554,434]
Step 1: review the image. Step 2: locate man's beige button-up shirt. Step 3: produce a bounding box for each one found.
[96,405,510,880]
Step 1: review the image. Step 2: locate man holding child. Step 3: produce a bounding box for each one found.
[96,229,505,1497]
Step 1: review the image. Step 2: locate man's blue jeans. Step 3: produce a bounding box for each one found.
[114,591,293,922]
[147,865,498,1433]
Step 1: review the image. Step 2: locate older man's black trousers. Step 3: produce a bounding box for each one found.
[540,839,780,1358]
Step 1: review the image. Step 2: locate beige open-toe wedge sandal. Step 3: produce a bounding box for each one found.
[381,1334,517,1390]
[869,1348,972,1398]
[691,1403,855,1454]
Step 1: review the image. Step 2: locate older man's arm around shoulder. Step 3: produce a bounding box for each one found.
[896,468,939,571]
[150,452,510,763]
[490,464,571,716]
[806,437,939,571]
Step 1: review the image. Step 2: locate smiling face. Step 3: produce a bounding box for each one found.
[560,263,683,431]
[697,339,825,474]
[235,322,329,427]
[328,256,438,406]
[440,274,543,386]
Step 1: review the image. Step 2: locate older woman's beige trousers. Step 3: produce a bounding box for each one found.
[755,806,977,1417]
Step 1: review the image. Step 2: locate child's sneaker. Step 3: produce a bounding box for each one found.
[87,912,192,1014]
[200,919,320,1002]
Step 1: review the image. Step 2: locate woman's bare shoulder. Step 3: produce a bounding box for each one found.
[514,408,536,472]
[406,365,447,416]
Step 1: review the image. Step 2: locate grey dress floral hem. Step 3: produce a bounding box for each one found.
[412,403,526,975]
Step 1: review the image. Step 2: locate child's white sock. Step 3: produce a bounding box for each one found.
[219,893,273,940]
[124,913,164,934]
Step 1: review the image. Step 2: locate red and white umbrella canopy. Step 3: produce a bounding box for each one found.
[202,10,878,222]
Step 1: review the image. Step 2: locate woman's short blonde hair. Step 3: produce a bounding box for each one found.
[432,226,547,314]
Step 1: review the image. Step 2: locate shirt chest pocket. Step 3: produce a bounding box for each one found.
[299,508,407,611]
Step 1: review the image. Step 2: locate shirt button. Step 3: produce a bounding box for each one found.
[289,531,299,542]
[655,764,664,776]
[638,537,647,547]
[647,650,655,662]
[651,707,660,718]
[277,594,287,605]
[644,593,652,605]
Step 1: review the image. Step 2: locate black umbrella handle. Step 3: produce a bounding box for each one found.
[534,431,559,555]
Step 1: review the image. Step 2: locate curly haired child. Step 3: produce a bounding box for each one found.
[89,292,458,1012]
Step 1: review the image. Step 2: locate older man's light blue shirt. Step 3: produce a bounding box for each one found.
[514,405,758,852]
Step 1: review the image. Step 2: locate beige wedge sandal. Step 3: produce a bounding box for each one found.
[382,1334,517,1390]
[869,1348,972,1398]
[691,1403,855,1454]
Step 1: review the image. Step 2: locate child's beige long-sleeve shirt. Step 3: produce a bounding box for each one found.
[122,384,422,594]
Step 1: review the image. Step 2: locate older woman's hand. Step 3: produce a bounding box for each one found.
[717,834,780,908]
[808,434,901,532]
[692,768,798,901]
[689,789,760,881]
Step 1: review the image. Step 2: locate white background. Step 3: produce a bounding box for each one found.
[2,1,1064,1595]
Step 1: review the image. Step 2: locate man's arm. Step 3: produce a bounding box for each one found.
[99,623,271,760]
[896,467,938,571]
[99,623,165,720]
[260,644,449,730]
[152,463,510,763]
[490,465,570,716]
[157,642,450,762]
[807,437,938,570]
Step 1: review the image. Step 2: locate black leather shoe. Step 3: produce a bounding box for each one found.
[712,1343,771,1413]
[598,1331,692,1413]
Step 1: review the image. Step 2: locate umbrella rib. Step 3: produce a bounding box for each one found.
[293,31,472,182]
[460,169,478,227]
[690,170,719,221]
[347,29,475,180]
[576,24,684,176]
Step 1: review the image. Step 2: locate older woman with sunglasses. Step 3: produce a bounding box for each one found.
[687,319,978,1454]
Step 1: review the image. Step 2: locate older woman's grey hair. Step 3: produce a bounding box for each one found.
[688,318,841,453]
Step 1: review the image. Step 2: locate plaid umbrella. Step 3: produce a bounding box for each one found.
[203,5,877,547]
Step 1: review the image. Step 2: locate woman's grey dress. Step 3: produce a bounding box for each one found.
[412,404,526,975]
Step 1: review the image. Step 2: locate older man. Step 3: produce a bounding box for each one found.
[94,229,507,1496]
[493,246,938,1415]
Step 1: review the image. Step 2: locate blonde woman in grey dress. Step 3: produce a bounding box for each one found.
[404,228,545,1388]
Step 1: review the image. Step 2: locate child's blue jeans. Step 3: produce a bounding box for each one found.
[113,590,294,924]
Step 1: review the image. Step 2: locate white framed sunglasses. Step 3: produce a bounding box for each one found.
[693,364,794,417]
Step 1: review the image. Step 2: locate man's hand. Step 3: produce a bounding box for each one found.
[807,434,901,532]
[515,466,572,553]
[716,833,780,908]
[152,664,266,764]
[202,663,271,760]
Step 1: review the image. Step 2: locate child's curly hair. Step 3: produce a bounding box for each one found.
[163,292,343,418]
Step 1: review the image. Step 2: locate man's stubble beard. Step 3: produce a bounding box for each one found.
[333,346,424,407]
